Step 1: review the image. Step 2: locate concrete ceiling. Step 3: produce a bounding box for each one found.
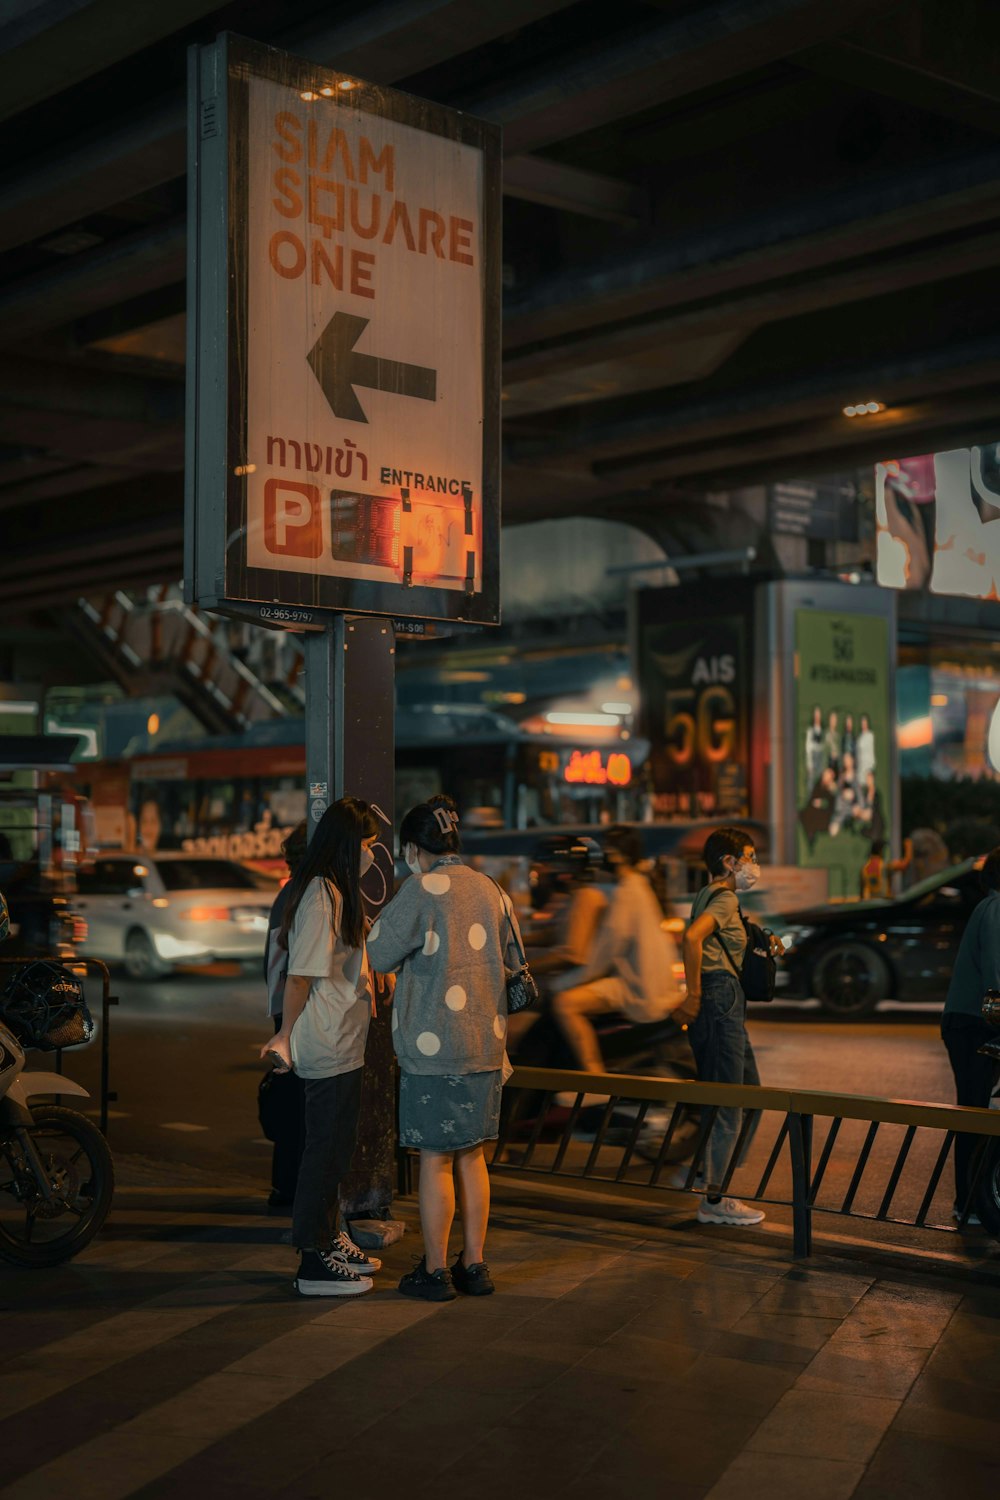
[2,0,1000,610]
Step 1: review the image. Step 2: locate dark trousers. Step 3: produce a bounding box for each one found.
[688,971,761,1192]
[291,1067,364,1252]
[270,1014,304,1200]
[942,1013,999,1206]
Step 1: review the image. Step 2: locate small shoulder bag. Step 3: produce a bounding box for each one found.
[486,877,539,1013]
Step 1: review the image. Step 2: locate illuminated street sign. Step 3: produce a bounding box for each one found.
[186,33,501,624]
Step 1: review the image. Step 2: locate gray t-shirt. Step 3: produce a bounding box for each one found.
[691,883,747,977]
[287,878,371,1079]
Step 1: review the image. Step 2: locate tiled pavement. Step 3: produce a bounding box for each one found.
[2,1176,1000,1500]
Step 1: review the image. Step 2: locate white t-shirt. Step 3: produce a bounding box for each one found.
[287,878,371,1080]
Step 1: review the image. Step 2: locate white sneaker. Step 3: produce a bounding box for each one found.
[697,1196,765,1226]
[328,1229,382,1274]
[668,1164,705,1190]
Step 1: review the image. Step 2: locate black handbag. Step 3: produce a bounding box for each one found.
[705,891,777,1003]
[487,877,539,1013]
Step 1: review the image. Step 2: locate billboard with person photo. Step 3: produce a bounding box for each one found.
[795,610,891,896]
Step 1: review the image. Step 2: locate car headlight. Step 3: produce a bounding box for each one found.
[778,926,815,951]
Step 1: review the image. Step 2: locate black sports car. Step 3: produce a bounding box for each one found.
[773,857,985,1016]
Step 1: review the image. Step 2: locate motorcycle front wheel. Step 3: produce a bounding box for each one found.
[0,1105,114,1267]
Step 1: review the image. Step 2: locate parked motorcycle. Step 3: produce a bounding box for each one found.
[0,962,114,1266]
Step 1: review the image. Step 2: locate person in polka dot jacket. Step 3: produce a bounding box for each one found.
[366,795,526,1302]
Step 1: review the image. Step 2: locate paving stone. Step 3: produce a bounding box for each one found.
[851,1431,1000,1500]
[706,1451,866,1500]
[747,1387,900,1464]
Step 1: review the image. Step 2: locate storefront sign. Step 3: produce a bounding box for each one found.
[795,610,891,893]
[186,34,501,624]
[563,749,632,787]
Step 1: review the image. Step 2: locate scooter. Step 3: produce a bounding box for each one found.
[506,996,700,1161]
[0,1011,114,1268]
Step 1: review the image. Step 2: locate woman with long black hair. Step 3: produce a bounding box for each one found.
[259,795,381,1297]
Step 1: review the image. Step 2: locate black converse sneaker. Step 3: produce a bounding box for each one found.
[328,1229,382,1275]
[294,1249,373,1297]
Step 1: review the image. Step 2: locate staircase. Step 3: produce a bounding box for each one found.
[66,588,305,733]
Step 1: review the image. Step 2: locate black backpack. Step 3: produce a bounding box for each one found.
[704,889,776,1003]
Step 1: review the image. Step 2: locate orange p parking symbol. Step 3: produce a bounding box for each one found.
[264,478,323,556]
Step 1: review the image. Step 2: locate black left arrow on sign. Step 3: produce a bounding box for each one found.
[307,311,437,424]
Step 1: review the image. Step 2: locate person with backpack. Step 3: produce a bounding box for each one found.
[680,827,779,1227]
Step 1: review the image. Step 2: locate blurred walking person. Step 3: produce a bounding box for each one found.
[367,795,525,1301]
[941,846,1000,1224]
[260,797,383,1297]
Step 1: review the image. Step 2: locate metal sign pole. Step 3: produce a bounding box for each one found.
[304,615,346,826]
[305,613,398,1231]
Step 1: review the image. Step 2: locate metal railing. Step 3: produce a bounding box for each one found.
[0,957,117,1137]
[489,1066,1000,1256]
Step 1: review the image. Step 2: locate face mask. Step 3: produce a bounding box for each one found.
[360,846,375,876]
[404,845,421,876]
[733,861,759,892]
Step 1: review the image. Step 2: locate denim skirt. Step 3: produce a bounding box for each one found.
[398,1068,502,1152]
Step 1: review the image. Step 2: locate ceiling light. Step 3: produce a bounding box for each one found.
[601,701,633,715]
[300,90,319,102]
[319,86,335,97]
[843,400,885,418]
[338,79,358,90]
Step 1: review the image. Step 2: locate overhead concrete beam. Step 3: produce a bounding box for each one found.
[502,156,647,224]
[510,336,1000,470]
[502,223,1000,415]
[0,0,577,254]
[0,216,186,343]
[796,0,1000,137]
[0,0,227,123]
[503,145,1000,348]
[467,0,904,154]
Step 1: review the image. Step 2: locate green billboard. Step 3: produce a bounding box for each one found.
[795,609,891,897]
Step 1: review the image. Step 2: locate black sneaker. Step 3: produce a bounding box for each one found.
[451,1255,495,1296]
[294,1249,373,1297]
[328,1229,383,1275]
[398,1256,456,1301]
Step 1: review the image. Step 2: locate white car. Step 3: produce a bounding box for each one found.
[75,853,279,979]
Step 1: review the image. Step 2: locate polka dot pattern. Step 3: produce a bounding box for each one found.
[416,1030,441,1056]
[445,985,467,1011]
[423,929,440,955]
[468,922,487,950]
[422,873,451,895]
[493,1014,506,1039]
